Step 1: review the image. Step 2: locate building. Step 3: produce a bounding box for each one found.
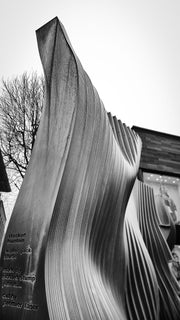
[133,125,180,245]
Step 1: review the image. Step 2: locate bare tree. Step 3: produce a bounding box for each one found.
[0,72,44,190]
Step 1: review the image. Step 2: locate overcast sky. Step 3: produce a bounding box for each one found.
[1,0,180,135]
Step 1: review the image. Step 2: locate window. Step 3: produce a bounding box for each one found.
[143,172,180,225]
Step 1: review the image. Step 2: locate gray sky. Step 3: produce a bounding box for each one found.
[1,0,180,135]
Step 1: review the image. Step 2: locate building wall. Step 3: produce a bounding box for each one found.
[132,126,180,245]
[132,126,180,177]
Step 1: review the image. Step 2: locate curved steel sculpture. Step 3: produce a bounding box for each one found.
[0,17,141,320]
[0,16,180,320]
[124,182,160,320]
[155,193,176,250]
[137,181,180,320]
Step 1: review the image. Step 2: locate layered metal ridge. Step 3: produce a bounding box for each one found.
[42,19,142,320]
[124,181,160,320]
[0,17,141,320]
[137,181,180,320]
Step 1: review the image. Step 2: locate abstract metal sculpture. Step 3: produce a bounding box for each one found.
[124,182,160,320]
[0,17,180,320]
[137,182,180,320]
